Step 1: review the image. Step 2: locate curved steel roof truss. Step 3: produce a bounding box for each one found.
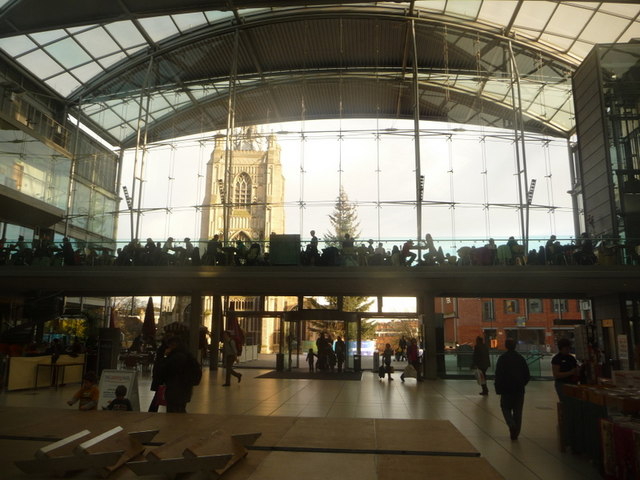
[66,9,575,147]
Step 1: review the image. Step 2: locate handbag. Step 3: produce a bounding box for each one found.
[156,385,167,406]
[475,368,486,386]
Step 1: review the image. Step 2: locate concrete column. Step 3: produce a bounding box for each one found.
[210,296,223,370]
[189,293,202,359]
[419,294,438,380]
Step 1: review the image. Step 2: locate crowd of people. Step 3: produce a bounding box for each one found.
[55,325,582,447]
[306,332,347,373]
[0,230,626,267]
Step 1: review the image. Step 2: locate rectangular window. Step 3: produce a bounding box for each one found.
[482,300,494,322]
[527,298,543,313]
[553,299,569,313]
[504,299,519,314]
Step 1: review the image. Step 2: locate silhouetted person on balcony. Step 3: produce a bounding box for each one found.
[342,233,354,250]
[545,235,560,264]
[574,232,596,265]
[304,230,320,265]
[205,234,222,265]
[60,237,75,266]
[401,240,417,266]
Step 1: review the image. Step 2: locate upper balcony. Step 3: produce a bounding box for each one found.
[1,264,638,299]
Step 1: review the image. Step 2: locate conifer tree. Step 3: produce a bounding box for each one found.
[323,187,360,246]
[308,188,375,340]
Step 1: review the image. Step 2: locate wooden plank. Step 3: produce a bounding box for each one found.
[75,428,152,478]
[377,455,504,480]
[145,431,202,462]
[15,451,123,476]
[374,419,477,454]
[75,426,123,453]
[129,429,159,444]
[126,455,232,476]
[231,432,261,447]
[35,429,91,458]
[275,417,376,450]
[182,430,250,476]
[244,451,376,480]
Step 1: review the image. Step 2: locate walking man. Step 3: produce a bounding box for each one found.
[473,336,491,396]
[222,330,242,386]
[494,338,530,440]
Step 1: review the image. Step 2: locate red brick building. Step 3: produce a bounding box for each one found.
[438,297,589,353]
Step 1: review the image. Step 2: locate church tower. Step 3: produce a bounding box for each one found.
[198,127,289,356]
[200,127,285,243]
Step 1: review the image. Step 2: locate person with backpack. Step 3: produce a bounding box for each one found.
[222,330,242,386]
[158,336,199,412]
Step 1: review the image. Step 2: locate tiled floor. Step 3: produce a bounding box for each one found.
[0,366,602,480]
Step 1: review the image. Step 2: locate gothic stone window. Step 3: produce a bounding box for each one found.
[234,173,251,208]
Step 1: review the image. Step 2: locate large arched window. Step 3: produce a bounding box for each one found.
[234,172,251,207]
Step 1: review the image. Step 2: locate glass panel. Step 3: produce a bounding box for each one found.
[66,25,95,35]
[71,182,90,229]
[70,61,104,83]
[482,80,512,101]
[88,108,125,130]
[149,94,171,112]
[125,45,146,56]
[30,29,67,45]
[414,1,446,14]
[538,32,575,52]
[599,4,640,17]
[478,1,519,27]
[571,40,596,60]
[138,16,180,43]
[44,72,81,97]
[19,49,64,78]
[583,13,630,44]
[0,0,13,8]
[105,21,147,49]
[204,10,238,24]
[75,27,123,58]
[545,4,593,38]
[108,125,135,142]
[514,2,556,31]
[619,22,640,44]
[237,8,268,18]
[98,50,128,69]
[172,12,208,32]
[0,35,36,56]
[446,0,481,19]
[44,37,92,69]
[49,155,72,209]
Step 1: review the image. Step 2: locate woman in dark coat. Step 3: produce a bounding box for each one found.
[157,337,193,413]
[148,339,167,412]
[473,336,491,396]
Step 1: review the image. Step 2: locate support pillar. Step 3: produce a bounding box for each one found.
[419,294,438,380]
[189,293,202,360]
[210,296,223,371]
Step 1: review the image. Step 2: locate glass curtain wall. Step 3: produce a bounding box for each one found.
[117,121,574,254]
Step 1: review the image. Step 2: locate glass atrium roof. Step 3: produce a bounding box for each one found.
[1,1,639,147]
